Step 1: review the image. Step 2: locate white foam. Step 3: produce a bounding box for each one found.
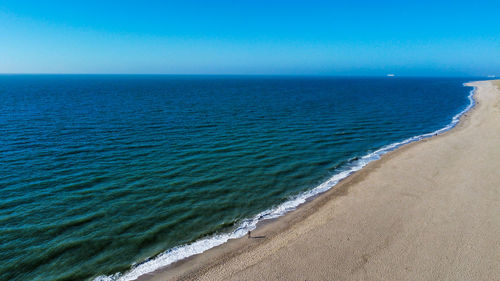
[94,85,476,281]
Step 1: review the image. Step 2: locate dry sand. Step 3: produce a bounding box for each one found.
[146,80,500,281]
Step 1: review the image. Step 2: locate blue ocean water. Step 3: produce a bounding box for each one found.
[0,75,474,281]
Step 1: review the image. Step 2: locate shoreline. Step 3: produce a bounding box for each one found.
[157,79,499,281]
[116,80,492,281]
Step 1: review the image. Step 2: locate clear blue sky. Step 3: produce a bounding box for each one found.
[1,0,499,76]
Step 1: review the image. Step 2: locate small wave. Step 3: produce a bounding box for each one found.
[94,85,476,281]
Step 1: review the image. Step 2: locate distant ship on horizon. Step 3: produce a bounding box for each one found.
[387,74,395,77]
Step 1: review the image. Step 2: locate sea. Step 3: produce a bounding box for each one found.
[0,75,476,281]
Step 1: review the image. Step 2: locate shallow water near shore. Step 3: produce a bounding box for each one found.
[0,76,475,280]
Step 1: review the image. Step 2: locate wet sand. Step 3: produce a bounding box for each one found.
[145,80,500,281]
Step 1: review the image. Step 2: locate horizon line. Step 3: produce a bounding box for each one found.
[0,73,491,78]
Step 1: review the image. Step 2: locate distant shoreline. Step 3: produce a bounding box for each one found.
[131,81,499,281]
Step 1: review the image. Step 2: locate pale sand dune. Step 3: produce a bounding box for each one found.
[147,80,500,281]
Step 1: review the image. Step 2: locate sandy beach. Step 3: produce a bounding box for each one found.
[146,80,500,281]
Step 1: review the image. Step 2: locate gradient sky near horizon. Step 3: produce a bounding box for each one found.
[1,0,499,76]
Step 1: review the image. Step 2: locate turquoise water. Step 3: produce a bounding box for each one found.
[0,76,474,280]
